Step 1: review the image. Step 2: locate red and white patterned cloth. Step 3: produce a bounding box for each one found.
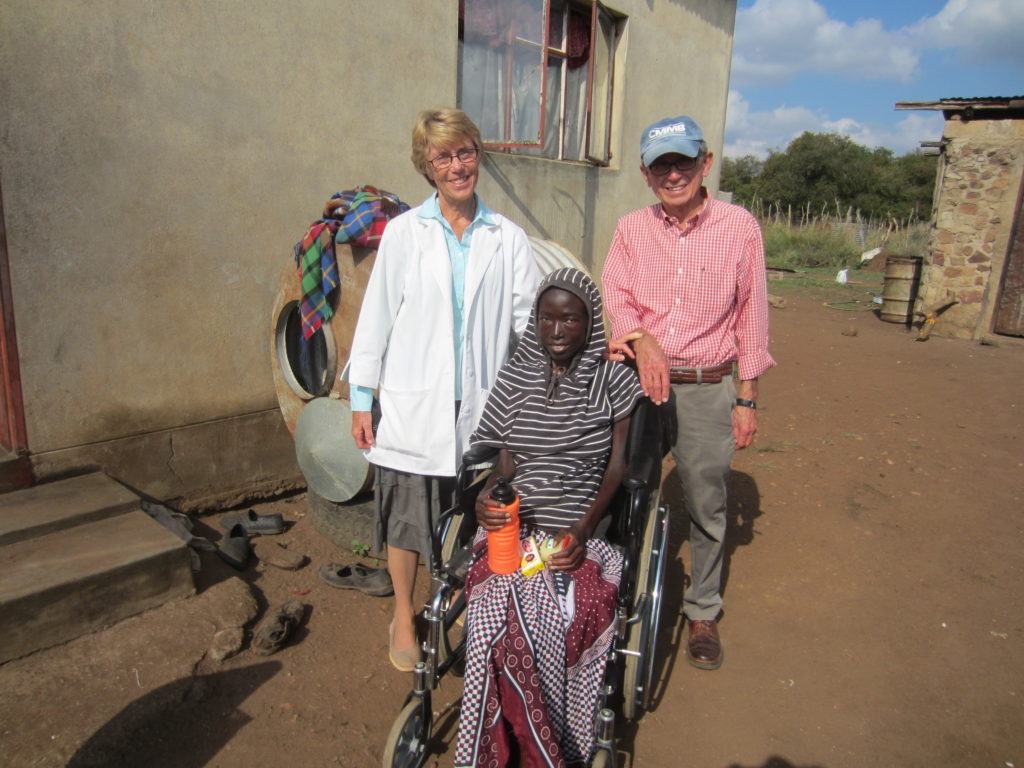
[601,197,776,381]
[455,529,621,768]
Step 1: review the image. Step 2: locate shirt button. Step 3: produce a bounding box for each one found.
[674,298,680,305]
[677,268,683,275]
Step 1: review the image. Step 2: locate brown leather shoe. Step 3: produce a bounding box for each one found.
[686,619,723,670]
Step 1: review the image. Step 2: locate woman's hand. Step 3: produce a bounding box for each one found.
[547,523,589,571]
[475,495,513,532]
[351,411,374,449]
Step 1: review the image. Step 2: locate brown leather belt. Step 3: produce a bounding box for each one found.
[669,362,734,384]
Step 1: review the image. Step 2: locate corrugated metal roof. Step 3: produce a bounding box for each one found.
[896,96,1024,111]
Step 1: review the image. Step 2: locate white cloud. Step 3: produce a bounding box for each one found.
[733,0,1024,88]
[908,0,1024,68]
[725,90,945,158]
[732,0,919,86]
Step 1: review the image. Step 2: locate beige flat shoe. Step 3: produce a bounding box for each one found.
[388,620,422,672]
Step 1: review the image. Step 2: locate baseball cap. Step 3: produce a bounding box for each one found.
[640,115,704,166]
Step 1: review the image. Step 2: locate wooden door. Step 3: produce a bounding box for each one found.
[994,174,1024,337]
[0,175,28,453]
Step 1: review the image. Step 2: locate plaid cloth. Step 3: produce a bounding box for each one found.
[293,185,409,340]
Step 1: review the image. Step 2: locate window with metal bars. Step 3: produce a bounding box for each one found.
[457,0,621,165]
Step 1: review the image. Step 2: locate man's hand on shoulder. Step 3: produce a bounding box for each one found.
[633,332,670,405]
[605,331,642,362]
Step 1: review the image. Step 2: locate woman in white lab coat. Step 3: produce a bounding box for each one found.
[347,108,540,671]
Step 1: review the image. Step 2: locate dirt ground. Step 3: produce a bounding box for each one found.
[2,280,1023,768]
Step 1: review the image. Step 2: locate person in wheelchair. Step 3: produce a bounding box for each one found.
[454,267,643,768]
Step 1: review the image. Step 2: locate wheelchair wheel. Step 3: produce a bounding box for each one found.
[621,497,668,721]
[381,698,432,768]
[590,748,612,767]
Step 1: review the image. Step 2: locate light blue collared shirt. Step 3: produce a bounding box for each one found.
[351,193,494,411]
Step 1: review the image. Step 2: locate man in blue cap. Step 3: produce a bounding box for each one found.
[603,115,775,670]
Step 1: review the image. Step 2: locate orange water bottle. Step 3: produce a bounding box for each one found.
[486,477,520,575]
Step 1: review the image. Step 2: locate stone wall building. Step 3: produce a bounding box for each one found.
[896,97,1024,340]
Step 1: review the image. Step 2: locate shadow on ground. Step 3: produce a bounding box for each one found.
[66,662,281,768]
[607,468,764,765]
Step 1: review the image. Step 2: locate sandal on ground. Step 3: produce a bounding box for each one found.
[318,563,394,597]
[388,620,422,672]
[219,509,286,536]
[252,600,305,656]
[216,523,251,570]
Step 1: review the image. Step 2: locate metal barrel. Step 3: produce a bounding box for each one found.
[880,256,923,324]
[528,236,591,278]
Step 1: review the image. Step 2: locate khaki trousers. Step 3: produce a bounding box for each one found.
[669,378,735,621]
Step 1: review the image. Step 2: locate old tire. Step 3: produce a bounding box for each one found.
[306,488,382,558]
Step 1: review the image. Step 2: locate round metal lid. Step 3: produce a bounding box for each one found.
[294,397,372,503]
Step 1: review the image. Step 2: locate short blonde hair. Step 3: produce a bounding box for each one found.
[411,108,483,186]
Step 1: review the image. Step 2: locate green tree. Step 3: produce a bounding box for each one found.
[720,155,763,203]
[723,132,937,221]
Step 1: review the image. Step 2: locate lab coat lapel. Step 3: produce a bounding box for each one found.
[415,216,454,309]
[464,222,499,323]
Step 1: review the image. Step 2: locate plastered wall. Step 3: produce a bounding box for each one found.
[0,0,735,505]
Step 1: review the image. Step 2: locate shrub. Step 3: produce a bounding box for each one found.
[762,223,860,270]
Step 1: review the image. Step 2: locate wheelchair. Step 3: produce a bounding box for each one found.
[381,397,671,768]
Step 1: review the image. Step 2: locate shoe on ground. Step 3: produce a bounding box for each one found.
[219,509,286,536]
[318,563,394,597]
[252,600,305,656]
[686,619,723,670]
[216,523,252,570]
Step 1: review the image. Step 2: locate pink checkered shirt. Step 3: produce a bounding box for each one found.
[602,196,776,381]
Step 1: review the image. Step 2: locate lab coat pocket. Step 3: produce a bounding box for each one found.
[375,387,433,458]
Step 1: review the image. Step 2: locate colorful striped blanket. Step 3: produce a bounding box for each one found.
[293,185,409,340]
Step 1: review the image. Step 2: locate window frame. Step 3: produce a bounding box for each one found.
[461,0,619,165]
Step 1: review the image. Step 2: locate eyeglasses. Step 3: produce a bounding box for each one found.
[428,147,479,170]
[647,155,703,176]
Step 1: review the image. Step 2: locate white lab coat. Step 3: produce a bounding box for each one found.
[347,203,541,476]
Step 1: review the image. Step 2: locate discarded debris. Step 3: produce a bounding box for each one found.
[841,327,858,337]
[253,539,308,571]
[210,627,245,661]
[768,294,787,309]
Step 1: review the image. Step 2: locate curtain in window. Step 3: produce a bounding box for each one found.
[459,0,547,146]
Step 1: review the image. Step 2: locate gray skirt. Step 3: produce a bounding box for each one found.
[374,466,457,558]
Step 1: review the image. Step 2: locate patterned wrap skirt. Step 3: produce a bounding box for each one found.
[454,528,622,768]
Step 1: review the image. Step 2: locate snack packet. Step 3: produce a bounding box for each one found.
[538,533,566,562]
[519,536,546,577]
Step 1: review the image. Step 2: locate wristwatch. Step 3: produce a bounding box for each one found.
[735,398,757,409]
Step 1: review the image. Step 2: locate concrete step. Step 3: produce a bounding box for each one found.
[0,472,139,546]
[0,510,194,664]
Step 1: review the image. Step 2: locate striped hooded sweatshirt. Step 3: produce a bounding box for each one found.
[469,267,642,529]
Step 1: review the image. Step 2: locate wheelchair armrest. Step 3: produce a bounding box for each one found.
[623,397,664,493]
[461,444,499,469]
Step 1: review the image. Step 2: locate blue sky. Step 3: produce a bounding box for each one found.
[725,0,1024,158]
